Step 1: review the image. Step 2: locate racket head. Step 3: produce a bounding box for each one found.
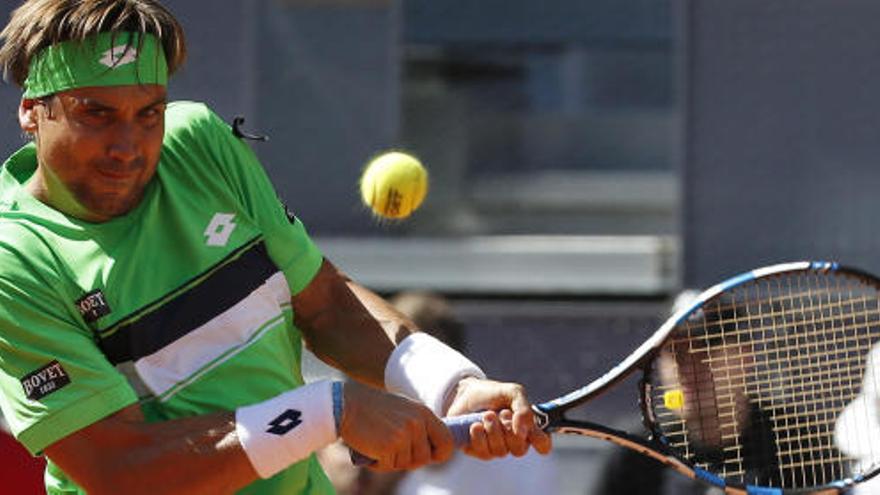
[638,262,880,492]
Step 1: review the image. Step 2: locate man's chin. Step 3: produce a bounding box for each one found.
[83,192,144,221]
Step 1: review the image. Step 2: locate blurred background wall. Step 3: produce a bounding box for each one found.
[682,0,880,287]
[1,0,879,493]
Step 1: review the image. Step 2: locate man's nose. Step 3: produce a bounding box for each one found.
[107,125,139,163]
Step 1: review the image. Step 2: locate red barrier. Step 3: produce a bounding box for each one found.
[0,431,45,495]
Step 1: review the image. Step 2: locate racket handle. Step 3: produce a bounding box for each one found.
[444,412,484,446]
[350,412,484,466]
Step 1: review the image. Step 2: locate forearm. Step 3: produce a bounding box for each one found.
[294,260,417,387]
[293,260,486,414]
[46,406,256,495]
[115,415,253,494]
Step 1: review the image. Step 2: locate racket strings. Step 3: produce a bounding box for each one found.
[686,285,878,326]
[752,274,865,487]
[787,274,875,485]
[781,274,864,487]
[667,300,880,350]
[647,271,880,490]
[805,274,858,484]
[653,358,866,395]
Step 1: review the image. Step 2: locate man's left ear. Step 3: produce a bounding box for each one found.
[18,98,39,134]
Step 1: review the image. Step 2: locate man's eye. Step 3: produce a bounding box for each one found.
[85,108,110,119]
[139,107,164,125]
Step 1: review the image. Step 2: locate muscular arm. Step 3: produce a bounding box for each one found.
[292,259,553,459]
[292,259,418,388]
[44,404,257,495]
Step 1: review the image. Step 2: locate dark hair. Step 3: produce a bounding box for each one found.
[0,0,186,86]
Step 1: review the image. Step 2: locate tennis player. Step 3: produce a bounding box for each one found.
[0,1,551,494]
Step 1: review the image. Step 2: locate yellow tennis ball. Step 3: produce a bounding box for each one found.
[664,389,685,410]
[360,151,428,219]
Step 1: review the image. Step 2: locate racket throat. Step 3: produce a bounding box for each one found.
[532,404,553,430]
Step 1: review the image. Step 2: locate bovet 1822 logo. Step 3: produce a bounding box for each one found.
[75,289,111,323]
[21,361,70,401]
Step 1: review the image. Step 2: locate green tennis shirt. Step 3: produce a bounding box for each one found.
[0,101,334,494]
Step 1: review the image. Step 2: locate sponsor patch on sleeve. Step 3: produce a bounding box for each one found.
[21,360,71,401]
[75,289,112,323]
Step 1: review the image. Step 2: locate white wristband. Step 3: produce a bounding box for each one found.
[384,333,486,416]
[236,380,339,479]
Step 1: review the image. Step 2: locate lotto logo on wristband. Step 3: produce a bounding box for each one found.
[267,409,303,436]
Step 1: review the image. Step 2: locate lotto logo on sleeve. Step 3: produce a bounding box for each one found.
[21,361,71,401]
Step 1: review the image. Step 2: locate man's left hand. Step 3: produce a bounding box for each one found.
[445,377,552,460]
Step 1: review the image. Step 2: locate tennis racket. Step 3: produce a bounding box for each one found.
[366,262,880,494]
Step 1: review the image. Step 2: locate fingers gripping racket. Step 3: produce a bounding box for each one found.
[376,262,880,494]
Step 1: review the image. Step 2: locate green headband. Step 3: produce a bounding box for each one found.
[23,32,168,98]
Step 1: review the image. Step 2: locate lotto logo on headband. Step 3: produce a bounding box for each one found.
[99,44,139,68]
[23,31,168,98]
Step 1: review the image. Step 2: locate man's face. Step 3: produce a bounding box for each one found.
[21,84,167,222]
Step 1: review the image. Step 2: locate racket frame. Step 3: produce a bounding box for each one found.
[531,261,877,494]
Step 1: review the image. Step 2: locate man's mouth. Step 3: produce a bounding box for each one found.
[95,164,141,182]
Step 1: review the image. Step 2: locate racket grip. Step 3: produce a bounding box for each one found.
[350,412,484,466]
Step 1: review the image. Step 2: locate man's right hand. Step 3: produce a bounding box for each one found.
[339,381,455,471]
